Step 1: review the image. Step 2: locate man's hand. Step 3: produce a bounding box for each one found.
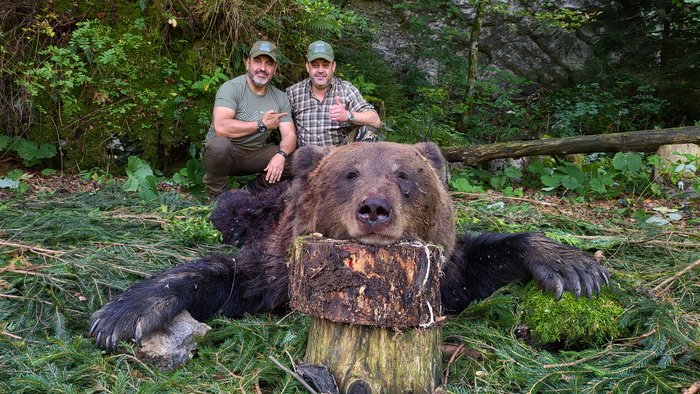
[262,110,288,130]
[329,96,350,123]
[264,153,285,183]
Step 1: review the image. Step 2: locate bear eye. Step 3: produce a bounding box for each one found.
[397,171,409,180]
[346,171,358,180]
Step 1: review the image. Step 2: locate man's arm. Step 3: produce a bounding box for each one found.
[212,107,257,138]
[350,109,380,129]
[278,121,297,155]
[263,121,296,183]
[329,96,381,129]
[213,107,288,138]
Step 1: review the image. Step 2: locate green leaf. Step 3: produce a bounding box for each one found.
[490,175,507,189]
[528,161,545,174]
[540,175,561,188]
[7,169,24,179]
[122,176,140,192]
[504,166,522,179]
[41,169,57,176]
[612,153,628,171]
[451,177,472,192]
[139,188,158,200]
[589,178,607,193]
[561,176,580,190]
[37,144,57,159]
[632,208,649,222]
[0,134,10,150]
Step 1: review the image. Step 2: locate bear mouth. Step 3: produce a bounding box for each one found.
[351,222,404,246]
[354,232,400,246]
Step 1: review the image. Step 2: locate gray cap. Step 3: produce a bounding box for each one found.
[307,40,334,62]
[249,41,277,62]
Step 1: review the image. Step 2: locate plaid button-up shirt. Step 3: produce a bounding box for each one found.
[286,76,377,146]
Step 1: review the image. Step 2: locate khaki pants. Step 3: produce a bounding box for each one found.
[202,136,293,194]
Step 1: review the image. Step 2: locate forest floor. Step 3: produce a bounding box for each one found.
[1,170,699,393]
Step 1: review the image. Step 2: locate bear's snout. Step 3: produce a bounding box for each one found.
[356,196,392,226]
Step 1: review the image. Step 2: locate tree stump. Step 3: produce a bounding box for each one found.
[289,235,445,394]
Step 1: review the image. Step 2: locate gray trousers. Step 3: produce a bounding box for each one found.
[202,136,293,194]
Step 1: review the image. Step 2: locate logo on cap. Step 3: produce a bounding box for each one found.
[307,41,334,62]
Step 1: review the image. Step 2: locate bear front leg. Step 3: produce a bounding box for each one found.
[210,182,289,247]
[89,255,247,352]
[441,232,609,315]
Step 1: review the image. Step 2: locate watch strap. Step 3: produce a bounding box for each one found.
[276,149,288,158]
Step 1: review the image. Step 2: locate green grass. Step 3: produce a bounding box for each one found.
[1,186,698,393]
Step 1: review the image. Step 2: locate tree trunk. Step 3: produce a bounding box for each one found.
[660,3,672,70]
[306,317,442,394]
[458,0,486,133]
[289,236,445,393]
[441,126,700,166]
[466,0,485,116]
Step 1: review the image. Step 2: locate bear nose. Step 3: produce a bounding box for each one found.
[357,196,392,225]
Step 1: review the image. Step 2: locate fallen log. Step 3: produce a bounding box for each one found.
[289,235,445,394]
[441,126,700,166]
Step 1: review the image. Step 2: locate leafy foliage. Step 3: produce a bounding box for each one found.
[533,83,670,137]
[123,156,161,200]
[448,150,693,200]
[0,133,57,166]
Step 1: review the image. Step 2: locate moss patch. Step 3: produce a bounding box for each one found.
[519,282,624,348]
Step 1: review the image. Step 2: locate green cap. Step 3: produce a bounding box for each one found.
[249,41,277,62]
[307,40,334,62]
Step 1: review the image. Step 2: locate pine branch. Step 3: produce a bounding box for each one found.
[653,258,700,292]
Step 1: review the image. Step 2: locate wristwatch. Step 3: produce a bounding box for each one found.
[276,149,288,159]
[347,112,356,123]
[257,120,267,134]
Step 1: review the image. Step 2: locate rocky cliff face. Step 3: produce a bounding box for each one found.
[354,0,608,92]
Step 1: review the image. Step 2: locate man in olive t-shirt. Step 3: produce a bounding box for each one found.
[203,41,296,199]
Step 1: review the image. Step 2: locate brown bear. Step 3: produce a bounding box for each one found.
[89,142,608,352]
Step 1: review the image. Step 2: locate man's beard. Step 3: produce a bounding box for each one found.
[249,70,270,87]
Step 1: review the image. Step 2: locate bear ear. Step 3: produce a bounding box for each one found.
[413,142,446,173]
[293,145,332,178]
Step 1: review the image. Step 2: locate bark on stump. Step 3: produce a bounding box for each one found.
[289,235,445,394]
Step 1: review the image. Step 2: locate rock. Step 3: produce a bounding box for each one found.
[653,143,700,183]
[488,157,531,181]
[134,310,211,370]
[667,213,683,221]
[358,0,605,91]
[487,201,505,210]
[645,216,669,226]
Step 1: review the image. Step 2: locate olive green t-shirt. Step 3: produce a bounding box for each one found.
[206,75,293,151]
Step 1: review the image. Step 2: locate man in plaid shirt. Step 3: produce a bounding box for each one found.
[286,41,381,147]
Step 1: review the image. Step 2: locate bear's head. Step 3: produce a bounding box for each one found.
[288,142,456,255]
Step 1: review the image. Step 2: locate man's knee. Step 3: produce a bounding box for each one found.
[204,136,234,159]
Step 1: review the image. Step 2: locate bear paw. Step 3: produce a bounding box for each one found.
[526,235,609,300]
[89,289,183,352]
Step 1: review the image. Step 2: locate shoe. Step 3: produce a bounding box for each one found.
[240,181,254,193]
[207,185,229,202]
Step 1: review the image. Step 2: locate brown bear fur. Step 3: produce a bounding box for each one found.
[89,142,609,352]
[269,142,455,256]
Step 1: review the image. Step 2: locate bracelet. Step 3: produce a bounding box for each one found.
[276,149,288,158]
